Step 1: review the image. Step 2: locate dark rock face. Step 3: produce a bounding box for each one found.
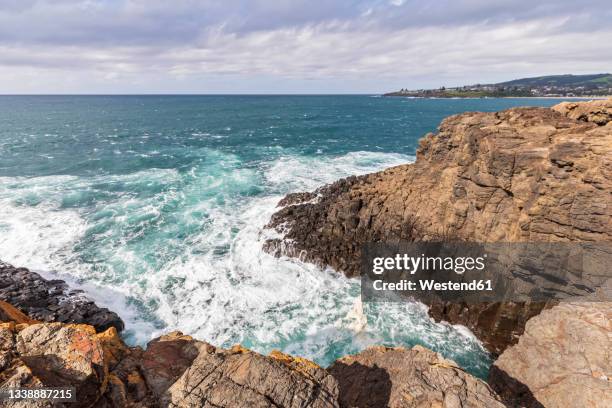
[328,345,505,408]
[265,100,612,354]
[0,262,124,333]
[426,301,556,356]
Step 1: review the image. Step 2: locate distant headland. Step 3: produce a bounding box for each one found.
[384,73,612,98]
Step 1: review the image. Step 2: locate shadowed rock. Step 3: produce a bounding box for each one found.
[490,302,612,408]
[0,302,342,408]
[0,262,124,333]
[329,345,505,408]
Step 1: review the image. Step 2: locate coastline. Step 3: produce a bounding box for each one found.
[1,97,610,407]
[383,95,612,99]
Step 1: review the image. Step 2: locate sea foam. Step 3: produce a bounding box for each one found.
[0,149,490,376]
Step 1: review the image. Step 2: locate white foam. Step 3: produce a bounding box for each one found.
[0,150,489,373]
[265,151,413,192]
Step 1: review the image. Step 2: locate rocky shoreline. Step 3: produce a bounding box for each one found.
[264,98,612,356]
[0,301,505,407]
[0,99,610,407]
[0,262,123,333]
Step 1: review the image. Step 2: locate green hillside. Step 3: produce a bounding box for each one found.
[496,73,612,88]
[385,73,612,98]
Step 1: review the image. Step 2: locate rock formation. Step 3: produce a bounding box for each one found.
[489,301,612,408]
[0,301,507,407]
[1,99,610,407]
[265,99,612,354]
[0,262,124,333]
[552,98,612,126]
[0,302,341,407]
[328,345,504,408]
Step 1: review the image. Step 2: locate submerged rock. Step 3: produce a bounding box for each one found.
[0,262,124,333]
[265,99,612,354]
[329,345,505,408]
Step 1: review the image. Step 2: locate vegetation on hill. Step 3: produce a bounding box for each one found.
[385,73,612,98]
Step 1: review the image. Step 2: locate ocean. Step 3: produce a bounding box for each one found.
[0,95,565,378]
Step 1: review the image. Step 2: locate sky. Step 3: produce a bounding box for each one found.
[0,0,611,94]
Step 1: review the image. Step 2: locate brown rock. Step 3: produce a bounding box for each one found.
[15,323,108,406]
[140,331,202,397]
[329,345,505,408]
[0,308,343,408]
[164,342,339,407]
[490,302,612,408]
[265,101,612,354]
[0,301,36,325]
[552,98,612,126]
[97,326,130,370]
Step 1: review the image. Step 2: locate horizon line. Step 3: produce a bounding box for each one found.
[0,93,381,96]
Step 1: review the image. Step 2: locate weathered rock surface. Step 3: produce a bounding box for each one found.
[265,99,612,354]
[490,302,612,408]
[0,302,342,407]
[0,302,510,407]
[0,321,115,407]
[0,261,124,333]
[160,343,339,407]
[552,98,612,126]
[329,345,505,408]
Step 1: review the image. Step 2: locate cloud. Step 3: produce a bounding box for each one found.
[0,0,610,93]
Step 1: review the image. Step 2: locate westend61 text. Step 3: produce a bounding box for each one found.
[372,279,493,291]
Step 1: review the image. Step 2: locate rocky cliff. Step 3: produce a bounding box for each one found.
[265,99,612,354]
[329,345,504,408]
[490,301,612,408]
[0,302,502,408]
[1,99,610,407]
[0,262,124,333]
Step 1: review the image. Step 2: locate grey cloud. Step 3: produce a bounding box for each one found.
[0,0,610,93]
[1,0,609,47]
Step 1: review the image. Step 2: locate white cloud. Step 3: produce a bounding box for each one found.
[0,1,610,93]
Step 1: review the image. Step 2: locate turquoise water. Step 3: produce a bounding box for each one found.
[0,95,564,378]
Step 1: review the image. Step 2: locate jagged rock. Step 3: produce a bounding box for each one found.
[490,302,612,408]
[265,101,612,354]
[0,322,109,407]
[0,262,124,333]
[0,304,342,408]
[140,331,202,398]
[0,301,36,325]
[16,323,107,405]
[552,98,612,126]
[329,345,505,408]
[157,341,340,407]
